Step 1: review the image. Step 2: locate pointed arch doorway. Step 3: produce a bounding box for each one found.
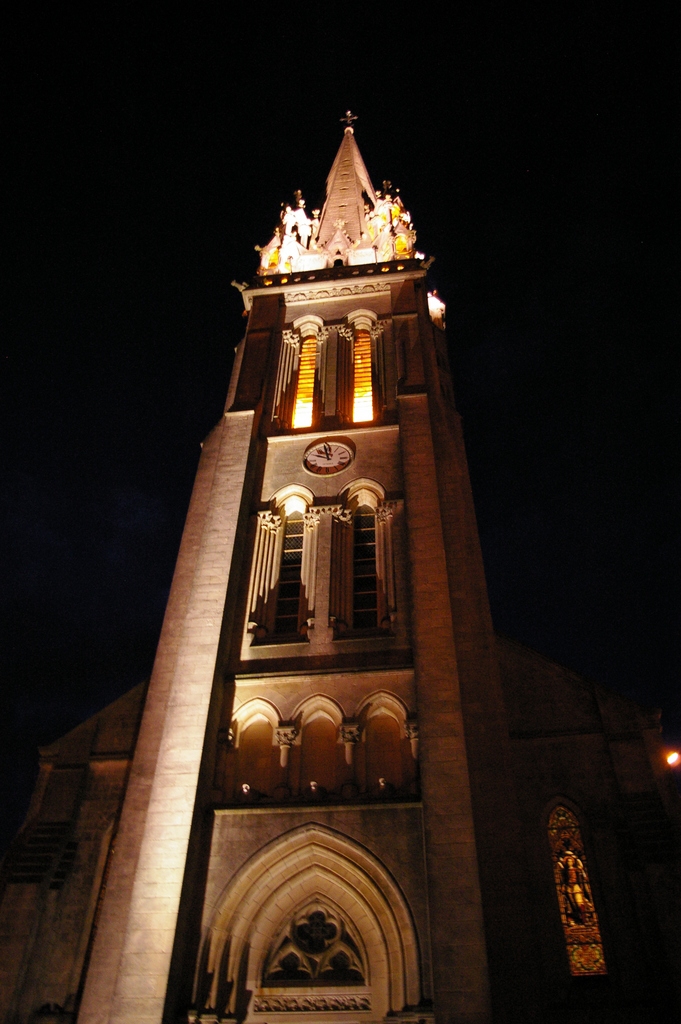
[192,823,424,1022]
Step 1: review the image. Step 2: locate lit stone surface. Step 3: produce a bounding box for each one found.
[78,410,254,1024]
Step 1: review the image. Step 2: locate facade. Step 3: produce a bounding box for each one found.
[1,126,680,1024]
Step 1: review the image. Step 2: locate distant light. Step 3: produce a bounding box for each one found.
[415,251,426,260]
[667,752,680,766]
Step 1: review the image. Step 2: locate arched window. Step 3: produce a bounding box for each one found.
[237,717,273,796]
[547,805,607,976]
[353,505,378,629]
[365,713,402,792]
[272,315,326,429]
[292,333,317,428]
[246,489,318,643]
[336,310,384,425]
[352,329,373,422]
[300,716,337,793]
[274,511,304,635]
[329,482,396,637]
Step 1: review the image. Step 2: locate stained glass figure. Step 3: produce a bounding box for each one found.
[548,805,607,976]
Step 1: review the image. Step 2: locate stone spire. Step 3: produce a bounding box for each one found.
[317,125,377,247]
[255,119,418,275]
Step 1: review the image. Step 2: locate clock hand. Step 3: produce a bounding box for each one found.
[323,443,331,460]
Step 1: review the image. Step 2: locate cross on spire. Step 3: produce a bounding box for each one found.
[340,110,358,130]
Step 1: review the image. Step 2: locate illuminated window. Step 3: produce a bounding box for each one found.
[336,310,382,425]
[272,315,325,430]
[292,334,317,428]
[274,512,304,634]
[352,329,373,422]
[548,805,607,976]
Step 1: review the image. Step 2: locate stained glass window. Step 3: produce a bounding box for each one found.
[548,806,607,976]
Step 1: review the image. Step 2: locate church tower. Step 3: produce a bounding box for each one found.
[77,118,517,1024]
[8,121,678,1024]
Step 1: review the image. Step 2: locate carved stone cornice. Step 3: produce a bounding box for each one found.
[311,504,344,518]
[332,508,353,524]
[285,280,391,305]
[253,994,371,1012]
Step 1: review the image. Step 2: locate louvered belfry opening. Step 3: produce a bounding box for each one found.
[274,512,304,634]
[352,329,373,422]
[352,505,378,629]
[292,334,317,429]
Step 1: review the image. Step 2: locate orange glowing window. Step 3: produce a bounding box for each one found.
[292,335,317,429]
[352,329,373,422]
[548,806,607,976]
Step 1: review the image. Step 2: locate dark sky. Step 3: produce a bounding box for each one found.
[3,6,679,853]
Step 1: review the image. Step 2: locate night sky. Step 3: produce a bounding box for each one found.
[3,6,679,854]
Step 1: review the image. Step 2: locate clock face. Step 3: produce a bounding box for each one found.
[303,440,354,475]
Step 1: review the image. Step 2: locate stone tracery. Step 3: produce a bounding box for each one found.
[263,905,366,985]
